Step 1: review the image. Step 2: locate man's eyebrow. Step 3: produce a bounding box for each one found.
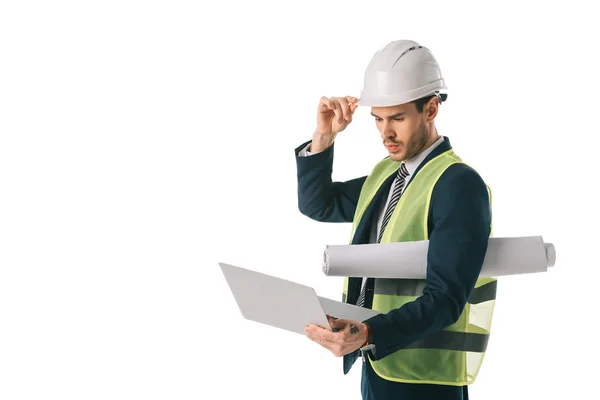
[370,112,406,119]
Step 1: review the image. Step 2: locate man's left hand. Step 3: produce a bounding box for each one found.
[304,315,368,357]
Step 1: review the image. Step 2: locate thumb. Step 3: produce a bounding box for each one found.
[326,315,347,331]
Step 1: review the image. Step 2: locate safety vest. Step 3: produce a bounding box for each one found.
[343,149,497,386]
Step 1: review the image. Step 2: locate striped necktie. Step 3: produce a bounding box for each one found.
[356,162,410,308]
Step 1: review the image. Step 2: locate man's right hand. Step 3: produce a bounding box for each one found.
[311,96,358,153]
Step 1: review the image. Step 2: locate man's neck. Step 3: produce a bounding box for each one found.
[402,134,444,176]
[405,132,441,163]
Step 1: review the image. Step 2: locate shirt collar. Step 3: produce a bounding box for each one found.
[402,135,445,177]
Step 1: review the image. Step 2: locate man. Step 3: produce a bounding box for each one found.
[295,40,497,400]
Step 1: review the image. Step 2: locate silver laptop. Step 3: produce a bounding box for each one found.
[219,262,332,335]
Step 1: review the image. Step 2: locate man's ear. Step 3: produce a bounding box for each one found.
[425,96,439,122]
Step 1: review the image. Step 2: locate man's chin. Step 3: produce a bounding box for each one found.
[388,152,404,162]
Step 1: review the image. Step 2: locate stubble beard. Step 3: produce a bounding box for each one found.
[391,120,429,162]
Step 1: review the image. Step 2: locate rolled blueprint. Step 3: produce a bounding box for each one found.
[323,236,555,278]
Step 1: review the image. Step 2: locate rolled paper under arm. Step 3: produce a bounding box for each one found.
[322,236,555,278]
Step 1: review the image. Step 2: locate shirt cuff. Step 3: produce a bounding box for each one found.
[297,142,321,157]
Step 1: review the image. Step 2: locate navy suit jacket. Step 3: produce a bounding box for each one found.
[294,136,492,377]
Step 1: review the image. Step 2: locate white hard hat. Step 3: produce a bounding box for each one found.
[358,40,448,107]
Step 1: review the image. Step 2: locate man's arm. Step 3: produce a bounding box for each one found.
[295,140,367,223]
[362,164,491,360]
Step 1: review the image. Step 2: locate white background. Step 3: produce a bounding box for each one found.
[1,1,599,399]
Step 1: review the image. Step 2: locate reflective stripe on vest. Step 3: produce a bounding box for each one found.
[374,278,497,305]
[343,149,496,386]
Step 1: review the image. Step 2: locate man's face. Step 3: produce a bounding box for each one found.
[371,102,429,162]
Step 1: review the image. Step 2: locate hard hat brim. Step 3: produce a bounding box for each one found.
[358,90,447,107]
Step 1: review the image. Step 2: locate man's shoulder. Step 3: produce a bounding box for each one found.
[435,162,488,197]
[443,162,484,181]
[428,162,492,224]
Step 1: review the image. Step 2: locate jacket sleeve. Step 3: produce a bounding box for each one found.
[295,140,367,223]
[362,163,491,360]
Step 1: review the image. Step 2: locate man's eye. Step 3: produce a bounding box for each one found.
[393,118,404,122]
[375,118,382,122]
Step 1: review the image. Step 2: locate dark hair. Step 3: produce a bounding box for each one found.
[411,93,447,113]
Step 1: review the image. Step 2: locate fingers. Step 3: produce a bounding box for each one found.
[319,96,358,124]
[306,324,341,343]
[319,96,334,110]
[346,96,358,118]
[319,96,342,124]
[305,325,345,357]
[331,99,344,124]
[345,96,359,121]
[326,314,336,329]
[336,99,351,124]
[316,339,344,357]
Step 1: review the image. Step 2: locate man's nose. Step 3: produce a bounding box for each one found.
[381,120,395,139]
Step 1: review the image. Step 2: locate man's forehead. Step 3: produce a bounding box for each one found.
[370,103,413,118]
